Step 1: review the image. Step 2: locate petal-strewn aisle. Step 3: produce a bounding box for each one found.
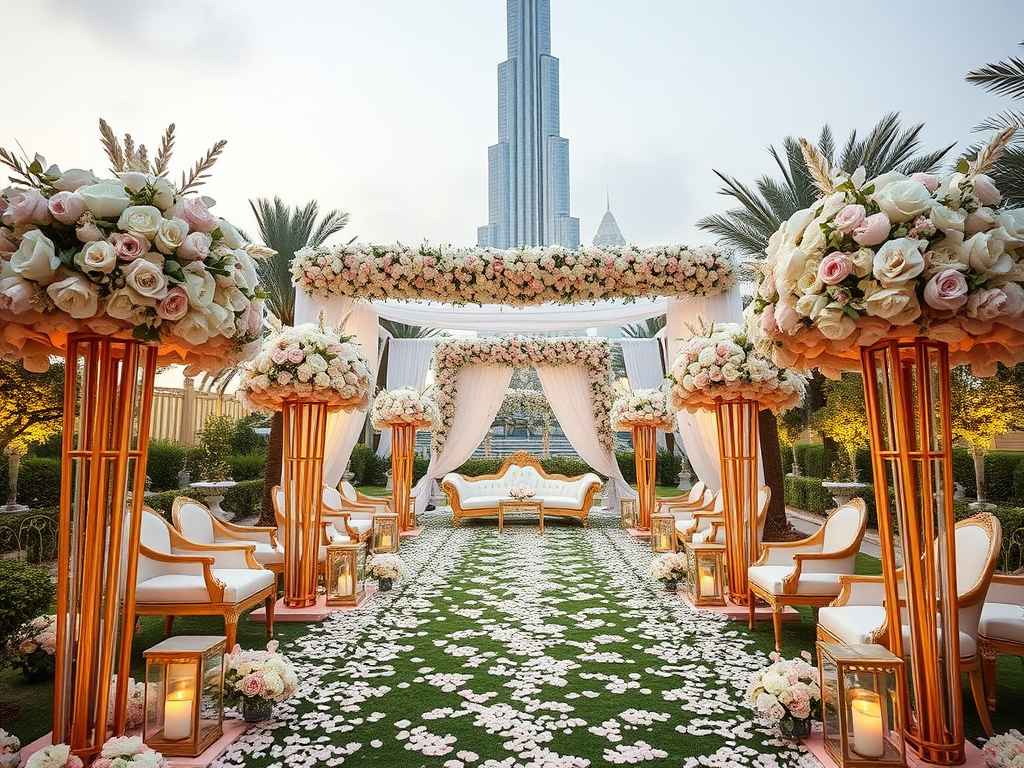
[215,511,819,768]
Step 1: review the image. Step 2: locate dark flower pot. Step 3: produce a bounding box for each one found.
[663,580,678,592]
[21,665,55,683]
[379,577,393,592]
[778,714,812,739]
[241,697,273,723]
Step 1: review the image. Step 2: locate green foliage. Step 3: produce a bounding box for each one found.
[0,360,65,454]
[794,444,831,479]
[231,414,269,456]
[615,451,636,484]
[783,476,879,530]
[0,509,59,563]
[143,489,201,520]
[539,456,594,479]
[656,450,683,487]
[950,366,1024,456]
[227,453,267,482]
[146,439,186,492]
[812,374,869,469]
[452,458,503,477]
[984,451,1024,504]
[196,414,236,482]
[412,456,430,485]
[16,458,61,508]
[0,560,55,649]
[223,479,264,518]
[348,444,389,486]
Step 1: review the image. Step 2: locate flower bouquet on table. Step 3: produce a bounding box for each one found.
[747,651,822,739]
[0,120,268,374]
[610,387,676,432]
[650,552,687,588]
[5,613,57,681]
[984,729,1024,768]
[748,128,1024,377]
[0,728,20,768]
[507,484,536,501]
[238,316,372,413]
[223,640,299,722]
[668,323,806,413]
[23,744,83,768]
[91,736,167,768]
[370,386,439,431]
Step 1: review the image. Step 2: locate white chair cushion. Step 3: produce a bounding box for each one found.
[980,603,1024,645]
[136,568,274,604]
[175,503,217,544]
[818,605,886,645]
[459,496,505,510]
[747,565,845,596]
[899,625,977,659]
[821,505,861,553]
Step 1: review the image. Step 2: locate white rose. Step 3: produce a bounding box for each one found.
[217,219,245,248]
[314,371,331,388]
[775,246,808,293]
[182,266,217,308]
[850,248,874,278]
[117,205,162,239]
[816,304,856,340]
[235,253,259,291]
[308,353,329,372]
[117,172,174,210]
[205,301,235,337]
[720,363,741,382]
[964,207,998,236]
[123,258,168,306]
[74,240,117,274]
[864,284,921,325]
[78,180,131,218]
[172,311,213,346]
[872,179,933,223]
[930,204,966,234]
[996,210,1024,239]
[46,272,99,318]
[963,232,1012,279]
[11,230,59,284]
[105,289,149,323]
[154,217,189,254]
[795,293,828,320]
[872,238,927,286]
[52,168,99,192]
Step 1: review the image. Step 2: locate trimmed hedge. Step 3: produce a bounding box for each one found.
[147,440,186,492]
[227,453,266,482]
[143,479,263,520]
[0,508,59,563]
[783,475,880,530]
[0,559,56,649]
[348,444,389,486]
[984,451,1024,504]
[15,458,61,508]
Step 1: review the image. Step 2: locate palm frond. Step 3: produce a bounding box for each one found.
[973,110,1024,137]
[966,55,1024,99]
[379,319,447,338]
[621,317,666,338]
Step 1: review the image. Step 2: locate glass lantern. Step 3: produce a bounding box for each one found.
[143,635,225,757]
[817,642,906,767]
[372,512,400,553]
[684,541,726,606]
[620,498,637,530]
[407,496,418,529]
[650,513,676,552]
[326,540,368,607]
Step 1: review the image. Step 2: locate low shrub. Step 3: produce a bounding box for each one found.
[453,458,502,477]
[223,479,264,518]
[615,451,636,484]
[0,559,56,649]
[143,489,202,520]
[146,439,186,492]
[231,414,269,456]
[348,444,389,486]
[984,451,1024,504]
[227,453,266,482]
[0,509,59,563]
[656,450,683,487]
[784,475,880,530]
[16,457,61,508]
[412,456,430,485]
[540,456,593,478]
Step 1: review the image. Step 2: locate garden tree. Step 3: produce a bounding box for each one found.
[0,360,64,454]
[950,365,1024,503]
[811,374,870,481]
[966,43,1024,207]
[776,404,808,476]
[696,113,952,537]
[250,197,351,525]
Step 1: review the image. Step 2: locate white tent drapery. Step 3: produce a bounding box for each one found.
[375,338,436,457]
[620,337,669,450]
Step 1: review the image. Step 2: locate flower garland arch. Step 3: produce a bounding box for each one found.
[432,337,613,454]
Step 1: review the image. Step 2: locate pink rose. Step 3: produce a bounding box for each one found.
[972,174,1001,207]
[270,346,289,365]
[922,269,969,311]
[240,674,268,698]
[174,197,219,233]
[0,276,35,314]
[817,254,853,285]
[1001,283,1024,317]
[967,287,1008,321]
[157,287,189,321]
[287,347,305,364]
[910,172,939,193]
[177,231,212,262]
[775,298,802,334]
[277,371,293,385]
[109,232,150,262]
[2,187,52,226]
[76,218,104,243]
[833,204,866,234]
[852,212,892,246]
[47,191,87,225]
[244,300,263,335]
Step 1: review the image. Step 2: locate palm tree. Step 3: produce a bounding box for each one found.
[250,197,351,524]
[696,113,955,539]
[966,43,1024,207]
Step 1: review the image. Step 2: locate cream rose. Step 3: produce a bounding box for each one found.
[75,240,117,274]
[123,258,168,306]
[963,232,1011,279]
[11,230,60,284]
[864,285,921,325]
[117,172,174,210]
[117,205,162,239]
[964,207,998,236]
[967,287,1009,321]
[177,231,211,262]
[850,248,874,278]
[52,168,99,192]
[872,238,926,286]
[46,273,99,319]
[171,310,213,346]
[795,293,828,320]
[182,266,217,309]
[816,303,857,340]
[105,289,149,323]
[154,217,189,254]
[873,180,933,223]
[78,180,131,218]
[930,204,966,234]
[774,246,807,293]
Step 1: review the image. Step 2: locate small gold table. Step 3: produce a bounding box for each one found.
[497,498,544,533]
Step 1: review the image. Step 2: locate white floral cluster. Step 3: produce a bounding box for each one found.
[984,729,1024,768]
[370,386,439,431]
[507,484,535,500]
[90,736,167,768]
[668,323,806,414]
[0,161,266,374]
[751,160,1024,376]
[24,744,83,768]
[5,613,57,677]
[239,322,372,413]
[497,388,552,418]
[746,651,822,722]
[367,553,406,580]
[649,552,687,583]
[0,728,18,755]
[292,242,733,306]
[610,388,676,432]
[223,640,299,705]
[432,337,614,454]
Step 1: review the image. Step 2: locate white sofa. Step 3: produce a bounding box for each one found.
[442,451,601,527]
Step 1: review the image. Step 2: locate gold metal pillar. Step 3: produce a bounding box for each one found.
[632,425,657,530]
[54,334,158,763]
[861,339,962,765]
[281,398,330,608]
[392,423,415,531]
[715,398,759,606]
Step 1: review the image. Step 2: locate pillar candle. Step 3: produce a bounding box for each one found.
[850,692,884,757]
[164,688,193,740]
[337,571,353,597]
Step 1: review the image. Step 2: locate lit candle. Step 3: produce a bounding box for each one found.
[164,687,193,740]
[699,572,715,596]
[850,690,884,758]
[380,532,393,549]
[337,571,353,597]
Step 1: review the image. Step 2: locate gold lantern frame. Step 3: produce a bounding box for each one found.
[650,513,676,552]
[325,541,368,607]
[371,511,400,553]
[715,398,759,606]
[684,540,727,607]
[620,498,637,530]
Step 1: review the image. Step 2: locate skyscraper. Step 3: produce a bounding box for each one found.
[477,0,580,250]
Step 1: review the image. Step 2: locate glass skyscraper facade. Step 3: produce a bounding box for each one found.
[477,0,580,249]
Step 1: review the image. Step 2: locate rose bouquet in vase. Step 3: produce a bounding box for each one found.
[367,553,406,592]
[747,651,822,739]
[5,614,57,682]
[223,640,299,723]
[507,484,535,501]
[650,552,687,589]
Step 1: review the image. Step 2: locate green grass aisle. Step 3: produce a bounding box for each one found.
[217,512,819,768]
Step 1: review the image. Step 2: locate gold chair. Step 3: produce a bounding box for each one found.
[685,486,770,547]
[322,485,375,543]
[134,507,276,651]
[171,497,284,577]
[655,481,708,513]
[979,571,1024,712]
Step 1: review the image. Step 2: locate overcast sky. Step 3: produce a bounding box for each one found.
[2,0,1023,252]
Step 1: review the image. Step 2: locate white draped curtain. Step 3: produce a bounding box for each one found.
[375,338,436,457]
[413,364,514,513]
[620,337,669,450]
[535,364,635,511]
[294,291,381,487]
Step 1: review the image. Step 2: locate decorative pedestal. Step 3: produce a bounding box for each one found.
[53,334,158,763]
[281,399,330,609]
[715,398,759,607]
[632,425,657,530]
[821,481,867,509]
[391,423,415,531]
[861,339,962,765]
[189,481,237,520]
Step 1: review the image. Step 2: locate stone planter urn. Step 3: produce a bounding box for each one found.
[821,481,867,508]
[190,480,237,520]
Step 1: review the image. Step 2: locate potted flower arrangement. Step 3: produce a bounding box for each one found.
[6,614,57,681]
[366,553,406,592]
[222,640,299,723]
[24,744,83,768]
[983,729,1024,768]
[107,676,147,730]
[90,736,167,768]
[747,651,822,739]
[0,728,20,768]
[650,552,687,591]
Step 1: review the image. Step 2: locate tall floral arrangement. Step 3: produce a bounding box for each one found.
[370,386,439,431]
[238,319,372,413]
[0,120,268,374]
[610,388,676,431]
[668,323,806,413]
[749,128,1024,376]
[293,243,733,306]
[223,640,299,706]
[431,337,613,453]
